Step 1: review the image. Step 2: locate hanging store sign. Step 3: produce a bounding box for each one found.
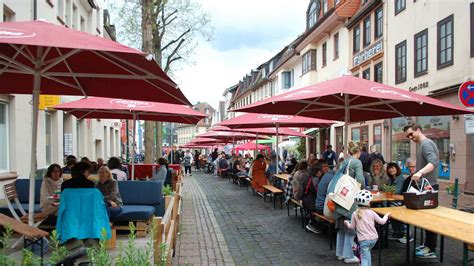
[353,39,383,67]
[465,114,474,135]
[39,95,60,110]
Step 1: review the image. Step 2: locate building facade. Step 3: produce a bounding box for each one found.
[222,0,474,191]
[0,0,121,178]
[385,0,474,191]
[176,102,215,146]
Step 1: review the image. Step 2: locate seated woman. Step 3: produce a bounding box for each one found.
[251,154,268,195]
[108,157,127,181]
[96,166,123,220]
[368,159,390,189]
[154,157,168,184]
[302,163,324,234]
[292,160,309,201]
[386,162,410,241]
[38,163,63,224]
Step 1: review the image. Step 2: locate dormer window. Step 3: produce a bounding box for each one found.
[308,1,318,28]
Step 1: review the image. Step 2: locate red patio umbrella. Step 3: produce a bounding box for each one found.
[0,20,191,225]
[235,141,271,153]
[235,75,472,152]
[212,125,309,138]
[219,113,334,173]
[54,97,207,179]
[196,131,270,141]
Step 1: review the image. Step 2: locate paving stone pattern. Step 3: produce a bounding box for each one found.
[174,172,470,265]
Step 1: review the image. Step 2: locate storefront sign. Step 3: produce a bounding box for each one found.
[458,81,474,108]
[353,39,383,67]
[408,82,429,92]
[39,95,61,110]
[465,114,474,135]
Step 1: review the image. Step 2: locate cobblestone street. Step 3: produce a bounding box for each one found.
[174,171,472,265]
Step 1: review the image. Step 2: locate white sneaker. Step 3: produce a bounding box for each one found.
[399,236,414,244]
[337,256,344,261]
[306,224,323,234]
[257,192,264,197]
[344,257,360,264]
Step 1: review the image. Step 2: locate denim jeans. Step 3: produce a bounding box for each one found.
[336,222,356,259]
[359,239,377,266]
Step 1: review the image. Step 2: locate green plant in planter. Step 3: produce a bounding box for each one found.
[162,185,173,196]
[446,184,456,195]
[115,221,154,266]
[49,230,68,265]
[21,248,41,266]
[86,228,112,266]
[380,184,397,193]
[0,225,15,265]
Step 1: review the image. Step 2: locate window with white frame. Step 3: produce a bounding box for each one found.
[302,49,316,74]
[45,112,53,165]
[0,103,9,172]
[282,70,294,89]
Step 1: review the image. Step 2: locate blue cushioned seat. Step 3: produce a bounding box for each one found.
[113,205,156,221]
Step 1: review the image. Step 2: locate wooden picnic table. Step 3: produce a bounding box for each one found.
[373,206,474,265]
[273,173,290,182]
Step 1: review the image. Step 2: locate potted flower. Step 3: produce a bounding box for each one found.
[380,184,397,198]
[162,185,173,209]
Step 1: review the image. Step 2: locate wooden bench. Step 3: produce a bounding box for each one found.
[312,212,336,250]
[287,199,306,228]
[262,185,283,210]
[0,214,49,262]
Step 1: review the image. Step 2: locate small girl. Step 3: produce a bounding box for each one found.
[344,190,391,266]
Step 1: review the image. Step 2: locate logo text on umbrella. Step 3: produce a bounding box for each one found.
[111,99,155,108]
[0,27,36,38]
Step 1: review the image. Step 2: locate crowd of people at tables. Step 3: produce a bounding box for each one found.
[204,124,440,264]
[35,154,173,227]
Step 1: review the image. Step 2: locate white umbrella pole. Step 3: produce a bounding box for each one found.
[255,133,258,155]
[276,124,280,175]
[28,49,43,226]
[344,93,350,155]
[131,112,136,180]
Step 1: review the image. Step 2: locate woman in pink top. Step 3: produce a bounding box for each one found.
[344,190,390,266]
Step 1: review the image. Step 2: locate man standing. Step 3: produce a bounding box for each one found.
[404,124,439,259]
[322,145,337,169]
[183,150,193,176]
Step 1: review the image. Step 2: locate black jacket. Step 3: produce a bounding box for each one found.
[61,174,95,191]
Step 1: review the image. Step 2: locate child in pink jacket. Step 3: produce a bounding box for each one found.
[344,190,390,266]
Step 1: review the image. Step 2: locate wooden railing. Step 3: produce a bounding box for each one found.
[154,181,183,265]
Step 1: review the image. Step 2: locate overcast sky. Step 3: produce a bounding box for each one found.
[173,0,309,109]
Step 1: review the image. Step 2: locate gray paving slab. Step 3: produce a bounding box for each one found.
[174,171,469,265]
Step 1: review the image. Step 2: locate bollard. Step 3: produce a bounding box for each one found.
[452,178,459,209]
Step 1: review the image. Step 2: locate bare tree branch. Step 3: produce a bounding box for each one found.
[164,56,182,72]
[162,28,190,51]
[164,38,185,72]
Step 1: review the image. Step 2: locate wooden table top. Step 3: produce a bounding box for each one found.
[370,192,404,203]
[373,206,474,245]
[274,173,290,182]
[0,214,49,238]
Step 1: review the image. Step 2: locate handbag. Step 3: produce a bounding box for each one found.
[330,160,362,211]
[403,178,438,210]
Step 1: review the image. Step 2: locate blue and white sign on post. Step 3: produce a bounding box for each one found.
[459,81,474,108]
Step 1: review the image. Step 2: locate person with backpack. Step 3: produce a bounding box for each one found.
[327,141,366,264]
[344,190,390,266]
[183,150,193,176]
